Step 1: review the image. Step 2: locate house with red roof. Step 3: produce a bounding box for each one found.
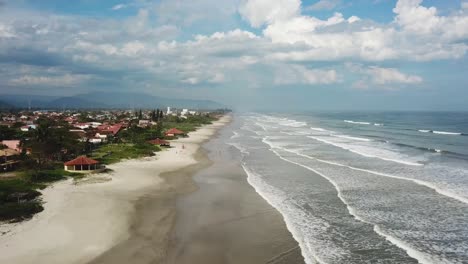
[97,123,123,136]
[1,140,21,152]
[148,138,170,147]
[64,156,104,173]
[165,128,186,137]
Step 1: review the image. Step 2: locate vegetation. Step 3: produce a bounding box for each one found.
[22,118,85,167]
[0,168,81,222]
[162,115,217,133]
[90,143,160,165]
[0,179,44,222]
[0,109,222,222]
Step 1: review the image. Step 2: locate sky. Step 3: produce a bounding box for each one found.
[0,0,467,111]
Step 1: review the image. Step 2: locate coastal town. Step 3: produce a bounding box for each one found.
[0,106,227,222]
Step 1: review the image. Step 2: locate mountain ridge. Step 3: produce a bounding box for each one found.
[0,92,225,110]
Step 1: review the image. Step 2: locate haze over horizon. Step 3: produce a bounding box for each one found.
[1,0,468,111]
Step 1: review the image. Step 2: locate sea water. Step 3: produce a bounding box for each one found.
[227,112,468,264]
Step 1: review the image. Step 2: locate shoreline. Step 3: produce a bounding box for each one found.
[165,117,305,264]
[0,115,232,264]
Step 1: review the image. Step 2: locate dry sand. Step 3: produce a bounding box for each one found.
[0,116,231,264]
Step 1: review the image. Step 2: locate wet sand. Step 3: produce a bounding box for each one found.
[166,121,305,264]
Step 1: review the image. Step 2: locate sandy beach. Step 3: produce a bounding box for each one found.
[0,116,231,264]
[0,114,304,264]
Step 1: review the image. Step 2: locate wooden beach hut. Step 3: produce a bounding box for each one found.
[64,156,104,173]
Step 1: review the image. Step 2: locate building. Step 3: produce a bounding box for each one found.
[1,148,20,172]
[148,138,171,147]
[165,128,185,137]
[19,124,36,132]
[74,123,90,129]
[1,140,21,152]
[97,124,123,136]
[138,120,151,128]
[64,156,104,173]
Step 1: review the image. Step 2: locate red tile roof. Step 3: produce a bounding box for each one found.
[64,156,99,166]
[148,138,170,145]
[97,124,123,135]
[165,128,185,135]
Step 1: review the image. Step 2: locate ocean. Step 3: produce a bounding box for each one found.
[227,112,468,264]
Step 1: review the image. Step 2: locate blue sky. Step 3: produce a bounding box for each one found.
[0,0,468,110]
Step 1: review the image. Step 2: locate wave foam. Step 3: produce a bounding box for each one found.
[241,165,322,264]
[344,120,370,125]
[263,139,468,205]
[433,131,462,135]
[334,135,372,142]
[307,136,422,166]
[265,147,431,264]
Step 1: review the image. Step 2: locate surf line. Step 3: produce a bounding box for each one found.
[267,147,436,264]
[267,139,468,205]
[241,165,326,264]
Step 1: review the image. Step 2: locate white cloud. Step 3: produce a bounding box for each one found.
[347,16,360,23]
[275,65,338,85]
[368,66,423,85]
[111,4,127,11]
[121,41,146,56]
[463,2,468,10]
[9,74,90,87]
[0,23,15,38]
[348,63,423,89]
[0,0,467,95]
[306,0,341,11]
[393,0,468,40]
[239,0,301,28]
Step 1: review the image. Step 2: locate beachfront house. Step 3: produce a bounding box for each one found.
[148,138,171,147]
[1,140,21,152]
[64,156,104,173]
[1,148,21,172]
[165,128,186,137]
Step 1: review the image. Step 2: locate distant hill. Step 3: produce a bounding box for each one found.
[0,94,58,108]
[46,96,111,109]
[0,92,225,110]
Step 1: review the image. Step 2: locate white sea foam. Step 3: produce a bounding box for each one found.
[372,226,444,264]
[241,165,324,264]
[344,120,371,125]
[307,135,422,166]
[281,131,311,136]
[265,146,430,264]
[230,131,240,139]
[226,142,250,155]
[281,121,308,128]
[264,139,468,205]
[418,130,431,133]
[334,135,372,142]
[374,123,384,126]
[310,127,328,132]
[433,131,462,135]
